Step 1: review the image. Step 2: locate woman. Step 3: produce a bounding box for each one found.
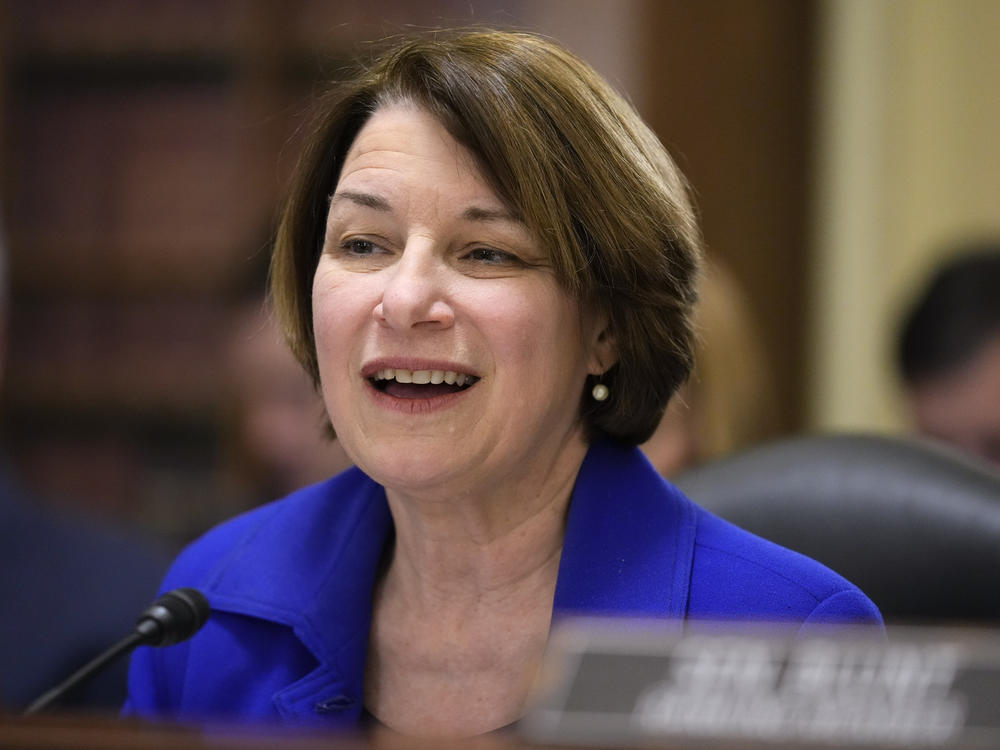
[126,30,881,736]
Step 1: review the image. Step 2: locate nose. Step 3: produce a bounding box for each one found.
[373,245,455,330]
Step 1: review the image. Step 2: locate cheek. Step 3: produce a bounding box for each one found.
[311,265,371,368]
[311,282,339,362]
[479,286,588,381]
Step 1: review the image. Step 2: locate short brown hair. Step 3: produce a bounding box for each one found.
[271,29,702,445]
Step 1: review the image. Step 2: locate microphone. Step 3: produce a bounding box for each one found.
[133,588,210,647]
[23,587,210,715]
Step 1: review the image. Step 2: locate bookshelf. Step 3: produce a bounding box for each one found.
[1,0,817,546]
[0,0,484,545]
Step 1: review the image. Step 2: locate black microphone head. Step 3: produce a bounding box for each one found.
[135,587,210,647]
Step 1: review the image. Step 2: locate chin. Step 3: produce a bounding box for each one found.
[354,441,474,493]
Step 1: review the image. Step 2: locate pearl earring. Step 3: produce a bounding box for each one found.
[592,383,609,402]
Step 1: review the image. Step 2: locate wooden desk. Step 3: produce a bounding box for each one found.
[0,715,560,750]
[4,714,949,750]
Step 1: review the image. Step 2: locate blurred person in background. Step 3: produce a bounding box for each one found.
[0,215,170,713]
[221,299,352,510]
[897,243,1000,468]
[642,257,779,476]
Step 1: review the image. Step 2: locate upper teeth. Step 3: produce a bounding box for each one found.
[373,368,475,387]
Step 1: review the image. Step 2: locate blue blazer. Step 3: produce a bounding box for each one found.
[125,440,882,728]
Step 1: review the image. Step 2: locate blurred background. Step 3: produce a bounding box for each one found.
[0,0,998,550]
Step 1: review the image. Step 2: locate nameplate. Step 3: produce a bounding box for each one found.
[522,619,1000,749]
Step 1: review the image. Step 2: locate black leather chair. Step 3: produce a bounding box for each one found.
[674,433,1000,624]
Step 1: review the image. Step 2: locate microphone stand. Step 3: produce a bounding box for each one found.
[23,631,144,716]
[22,587,209,716]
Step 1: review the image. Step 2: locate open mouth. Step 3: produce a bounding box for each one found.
[370,368,480,399]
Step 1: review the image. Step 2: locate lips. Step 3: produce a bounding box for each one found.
[370,367,480,399]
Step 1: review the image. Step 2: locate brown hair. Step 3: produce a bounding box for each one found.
[642,258,779,476]
[271,29,702,444]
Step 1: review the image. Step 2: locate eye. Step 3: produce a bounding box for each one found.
[465,247,518,265]
[342,238,383,256]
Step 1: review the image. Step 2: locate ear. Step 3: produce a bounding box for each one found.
[586,315,618,376]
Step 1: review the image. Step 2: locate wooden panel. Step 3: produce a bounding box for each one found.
[638,0,817,435]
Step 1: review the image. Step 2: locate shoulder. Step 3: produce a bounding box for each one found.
[161,467,377,594]
[126,467,386,721]
[562,440,882,629]
[688,506,883,628]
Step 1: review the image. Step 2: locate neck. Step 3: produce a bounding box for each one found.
[386,472,575,611]
[365,436,592,736]
[381,439,584,609]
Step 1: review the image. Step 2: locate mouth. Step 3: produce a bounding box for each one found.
[369,368,481,399]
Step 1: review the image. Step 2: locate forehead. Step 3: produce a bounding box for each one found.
[339,105,491,193]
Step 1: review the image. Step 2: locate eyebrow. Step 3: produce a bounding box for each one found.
[329,191,391,211]
[329,190,521,225]
[462,206,522,224]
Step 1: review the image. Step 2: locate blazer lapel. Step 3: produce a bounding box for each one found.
[553,440,696,627]
[199,469,393,725]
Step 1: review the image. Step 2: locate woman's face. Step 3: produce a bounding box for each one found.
[312,104,610,495]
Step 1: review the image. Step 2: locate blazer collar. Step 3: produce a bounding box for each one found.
[554,439,696,626]
[200,440,696,722]
[198,468,392,723]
